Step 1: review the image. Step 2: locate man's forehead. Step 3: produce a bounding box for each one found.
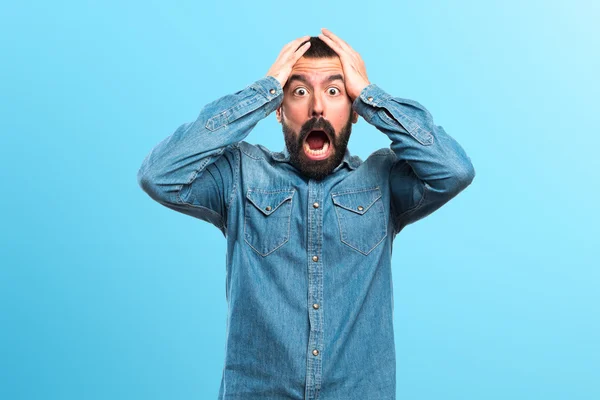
[290,56,343,76]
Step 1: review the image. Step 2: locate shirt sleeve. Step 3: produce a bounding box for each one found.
[137,76,283,235]
[352,84,476,233]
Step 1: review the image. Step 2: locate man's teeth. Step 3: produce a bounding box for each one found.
[304,141,330,156]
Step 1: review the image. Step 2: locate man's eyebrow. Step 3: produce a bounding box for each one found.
[287,74,345,86]
[325,74,345,84]
[288,74,310,85]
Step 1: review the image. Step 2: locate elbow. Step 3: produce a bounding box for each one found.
[137,165,166,203]
[137,166,157,198]
[137,152,154,192]
[453,157,476,192]
[136,165,184,206]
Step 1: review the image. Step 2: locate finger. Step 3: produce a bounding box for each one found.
[288,41,311,63]
[318,33,347,58]
[283,35,311,51]
[320,32,362,68]
[279,36,310,60]
[292,37,312,53]
[320,28,354,54]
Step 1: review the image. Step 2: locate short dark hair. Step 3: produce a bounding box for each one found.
[297,37,337,58]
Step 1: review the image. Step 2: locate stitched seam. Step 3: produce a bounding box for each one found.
[244,235,290,257]
[332,194,382,214]
[205,94,262,131]
[378,106,434,146]
[244,193,294,257]
[250,79,277,101]
[331,186,380,196]
[333,195,387,255]
[240,145,264,160]
[331,187,382,213]
[226,146,240,211]
[370,153,392,157]
[181,147,224,189]
[395,181,427,228]
[389,159,408,233]
[205,110,228,131]
[387,99,425,133]
[397,180,426,218]
[246,193,294,215]
[175,152,218,204]
[248,188,296,194]
[338,216,387,255]
[342,230,387,255]
[225,95,261,124]
[174,200,225,230]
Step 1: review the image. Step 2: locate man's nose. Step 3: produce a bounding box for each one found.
[310,93,324,118]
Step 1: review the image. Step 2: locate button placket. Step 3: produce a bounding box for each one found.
[305,179,324,398]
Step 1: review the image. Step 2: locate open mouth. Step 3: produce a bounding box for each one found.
[303,130,332,160]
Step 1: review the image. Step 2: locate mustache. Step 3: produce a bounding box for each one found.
[298,117,335,142]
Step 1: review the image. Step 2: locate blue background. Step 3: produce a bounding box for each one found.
[1,0,598,399]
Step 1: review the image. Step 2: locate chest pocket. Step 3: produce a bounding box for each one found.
[331,187,387,255]
[244,188,295,256]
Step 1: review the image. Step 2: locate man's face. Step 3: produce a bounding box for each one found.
[276,56,358,180]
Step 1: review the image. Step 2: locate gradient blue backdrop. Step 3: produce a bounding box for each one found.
[1,1,598,399]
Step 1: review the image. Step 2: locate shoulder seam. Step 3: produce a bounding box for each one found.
[239,141,265,160]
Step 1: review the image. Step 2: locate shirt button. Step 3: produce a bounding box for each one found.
[367,96,373,101]
[270,89,276,94]
[312,349,319,356]
[313,202,319,209]
[357,205,364,211]
[265,206,272,211]
[313,303,319,309]
[312,256,318,262]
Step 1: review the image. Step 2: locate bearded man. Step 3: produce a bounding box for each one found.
[138,28,475,400]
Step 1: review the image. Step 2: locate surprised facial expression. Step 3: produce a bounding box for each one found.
[276,56,358,180]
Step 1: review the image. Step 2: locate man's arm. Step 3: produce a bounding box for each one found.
[136,76,280,233]
[353,87,476,232]
[137,36,312,234]
[319,28,475,233]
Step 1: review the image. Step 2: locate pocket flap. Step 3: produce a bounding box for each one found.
[331,187,382,215]
[246,189,295,216]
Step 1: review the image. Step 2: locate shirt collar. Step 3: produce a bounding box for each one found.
[272,146,361,171]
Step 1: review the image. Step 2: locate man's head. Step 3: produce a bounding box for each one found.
[276,37,358,180]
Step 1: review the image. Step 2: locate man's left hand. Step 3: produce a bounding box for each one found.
[318,28,370,102]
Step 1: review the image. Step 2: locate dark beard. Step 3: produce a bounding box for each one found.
[282,115,353,180]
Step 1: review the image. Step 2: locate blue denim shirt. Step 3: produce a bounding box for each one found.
[137,75,475,399]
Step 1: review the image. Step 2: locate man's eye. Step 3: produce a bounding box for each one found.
[294,87,308,96]
[328,87,340,95]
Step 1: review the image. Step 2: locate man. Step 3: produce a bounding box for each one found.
[137,28,475,400]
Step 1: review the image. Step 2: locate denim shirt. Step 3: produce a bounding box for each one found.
[137,75,475,400]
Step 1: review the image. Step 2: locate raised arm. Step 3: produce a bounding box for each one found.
[319,28,475,233]
[137,36,312,234]
[354,88,475,232]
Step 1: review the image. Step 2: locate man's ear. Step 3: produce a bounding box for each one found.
[351,110,358,124]
[276,106,282,123]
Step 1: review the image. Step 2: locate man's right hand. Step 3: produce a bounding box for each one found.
[266,35,312,88]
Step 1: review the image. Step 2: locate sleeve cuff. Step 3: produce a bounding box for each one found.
[247,76,283,115]
[352,84,393,121]
[250,76,283,100]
